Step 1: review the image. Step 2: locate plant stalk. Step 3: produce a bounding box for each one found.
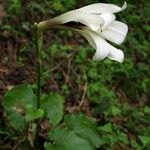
[33,23,43,147]
[34,23,42,110]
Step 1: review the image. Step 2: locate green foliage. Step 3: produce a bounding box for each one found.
[65,114,102,148]
[139,136,150,147]
[87,82,116,103]
[3,84,36,110]
[25,104,44,122]
[7,0,22,15]
[41,92,64,125]
[27,1,47,15]
[2,84,36,130]
[99,123,129,148]
[45,114,101,150]
[6,110,26,131]
[45,127,94,150]
[107,106,122,116]
[144,106,150,113]
[50,0,76,14]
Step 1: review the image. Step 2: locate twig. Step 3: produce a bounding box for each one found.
[112,77,123,91]
[49,61,63,72]
[12,138,25,150]
[65,53,74,84]
[0,134,12,145]
[79,82,88,107]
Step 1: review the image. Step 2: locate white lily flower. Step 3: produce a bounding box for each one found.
[78,29,124,62]
[37,2,128,63]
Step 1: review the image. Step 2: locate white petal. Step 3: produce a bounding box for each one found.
[101,21,128,45]
[92,37,111,61]
[79,30,96,48]
[92,36,124,62]
[38,11,104,31]
[59,27,124,63]
[65,27,96,49]
[77,2,127,14]
[108,49,124,63]
[80,29,110,60]
[99,13,116,30]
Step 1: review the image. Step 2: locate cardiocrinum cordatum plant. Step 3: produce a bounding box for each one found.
[3,2,128,150]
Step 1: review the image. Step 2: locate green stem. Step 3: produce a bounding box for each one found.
[34,23,41,109]
[33,23,43,147]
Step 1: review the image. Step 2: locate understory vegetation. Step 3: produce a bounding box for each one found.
[0,0,150,149]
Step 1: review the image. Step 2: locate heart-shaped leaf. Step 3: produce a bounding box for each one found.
[65,114,102,148]
[41,92,64,125]
[7,110,26,131]
[3,84,36,110]
[45,127,94,150]
[2,84,36,130]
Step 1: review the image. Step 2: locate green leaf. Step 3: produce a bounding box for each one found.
[109,106,121,116]
[87,68,97,79]
[117,133,129,145]
[3,84,36,110]
[45,127,94,150]
[138,136,150,146]
[7,110,26,130]
[25,104,44,122]
[65,114,101,148]
[99,123,113,133]
[2,84,36,130]
[41,92,64,125]
[144,107,150,113]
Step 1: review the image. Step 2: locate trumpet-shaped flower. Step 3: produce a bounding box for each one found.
[37,2,128,63]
